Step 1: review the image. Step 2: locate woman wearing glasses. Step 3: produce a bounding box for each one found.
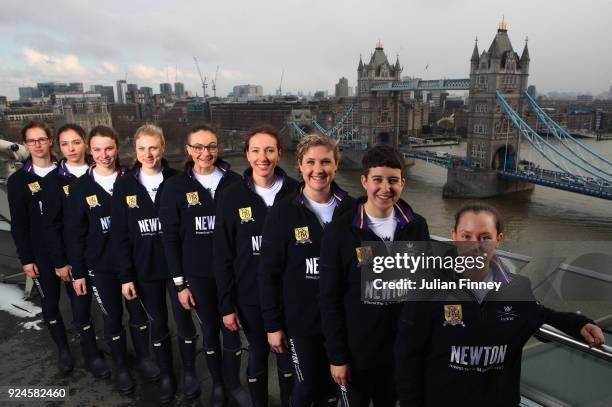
[160,123,250,406]
[41,123,110,380]
[8,120,74,374]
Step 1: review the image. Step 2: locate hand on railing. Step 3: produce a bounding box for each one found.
[580,323,605,348]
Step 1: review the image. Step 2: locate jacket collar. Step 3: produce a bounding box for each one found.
[243,166,287,191]
[130,158,172,180]
[186,158,231,179]
[23,157,59,174]
[294,181,347,207]
[352,197,415,231]
[87,165,126,180]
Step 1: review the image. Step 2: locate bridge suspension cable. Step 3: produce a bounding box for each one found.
[496,91,611,185]
[523,91,612,175]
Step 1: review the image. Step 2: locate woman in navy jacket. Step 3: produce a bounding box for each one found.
[160,123,249,407]
[65,125,158,395]
[214,125,298,406]
[111,124,180,403]
[41,123,110,379]
[319,145,430,406]
[258,133,355,407]
[8,121,73,374]
[394,202,605,407]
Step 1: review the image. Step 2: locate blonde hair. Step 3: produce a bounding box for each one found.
[133,124,166,150]
[295,133,340,165]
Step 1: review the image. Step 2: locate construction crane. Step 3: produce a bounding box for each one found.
[277,69,284,96]
[193,57,208,101]
[211,66,219,98]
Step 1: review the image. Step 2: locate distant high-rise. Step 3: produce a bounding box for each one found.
[127,83,139,92]
[232,84,263,99]
[19,87,41,100]
[335,77,349,97]
[37,82,83,96]
[174,82,185,99]
[576,94,593,104]
[116,80,128,104]
[160,83,173,98]
[527,85,536,98]
[140,87,153,98]
[92,85,115,104]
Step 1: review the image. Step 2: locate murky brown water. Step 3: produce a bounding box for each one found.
[220,139,612,241]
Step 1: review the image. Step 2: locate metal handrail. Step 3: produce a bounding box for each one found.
[535,324,612,363]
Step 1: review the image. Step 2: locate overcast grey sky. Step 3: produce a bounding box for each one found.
[1,0,611,99]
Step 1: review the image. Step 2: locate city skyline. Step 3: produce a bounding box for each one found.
[1,0,611,100]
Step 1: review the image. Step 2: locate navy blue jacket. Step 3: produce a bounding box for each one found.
[214,167,299,316]
[258,183,355,337]
[159,159,241,280]
[41,159,89,269]
[7,159,56,267]
[111,161,179,284]
[64,167,125,279]
[319,197,430,371]
[394,265,593,407]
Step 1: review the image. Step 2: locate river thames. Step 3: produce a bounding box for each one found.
[221,138,612,241]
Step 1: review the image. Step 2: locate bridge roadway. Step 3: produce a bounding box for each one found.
[371,78,470,92]
[401,150,612,200]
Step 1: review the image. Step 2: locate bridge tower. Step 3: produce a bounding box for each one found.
[357,41,403,147]
[444,20,534,197]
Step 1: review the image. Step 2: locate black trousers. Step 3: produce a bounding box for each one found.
[289,335,338,407]
[340,368,396,407]
[88,270,148,338]
[169,276,241,351]
[134,279,170,341]
[237,302,293,376]
[33,255,92,326]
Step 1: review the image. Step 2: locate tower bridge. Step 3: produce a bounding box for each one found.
[291,21,611,200]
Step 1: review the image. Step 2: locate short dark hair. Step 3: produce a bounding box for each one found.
[361,145,405,176]
[244,124,281,152]
[56,123,86,144]
[21,120,51,142]
[453,202,504,234]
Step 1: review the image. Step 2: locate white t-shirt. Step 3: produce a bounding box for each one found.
[193,167,224,198]
[366,209,398,242]
[93,170,118,195]
[253,177,283,207]
[33,163,57,178]
[304,195,336,226]
[139,171,164,201]
[65,163,89,178]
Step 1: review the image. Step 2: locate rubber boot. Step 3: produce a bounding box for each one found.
[278,370,294,407]
[108,331,135,395]
[129,322,160,381]
[77,321,110,379]
[205,348,228,407]
[44,315,74,375]
[247,370,268,407]
[178,335,201,401]
[153,335,176,404]
[223,347,252,407]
